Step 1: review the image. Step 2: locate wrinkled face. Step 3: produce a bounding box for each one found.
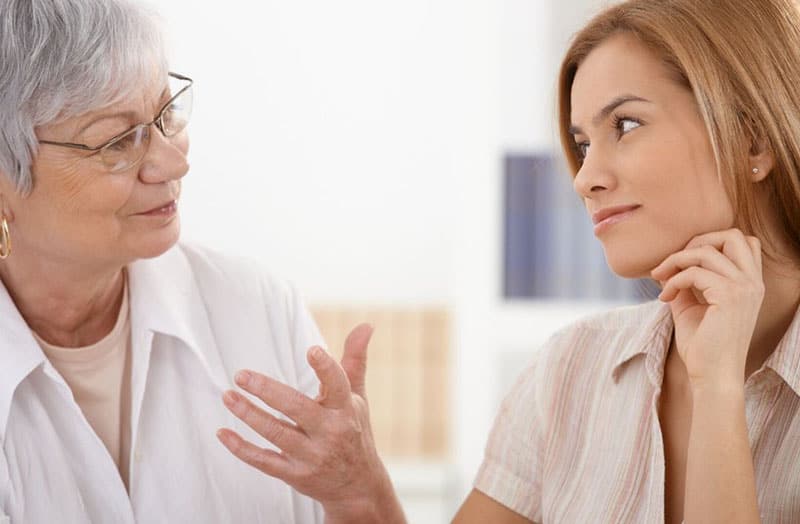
[569,33,734,278]
[3,73,189,269]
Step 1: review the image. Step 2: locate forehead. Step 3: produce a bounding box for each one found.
[68,74,171,131]
[570,33,674,124]
[102,73,171,113]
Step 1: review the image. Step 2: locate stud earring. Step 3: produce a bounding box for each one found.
[752,167,760,174]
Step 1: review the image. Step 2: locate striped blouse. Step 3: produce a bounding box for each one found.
[475,300,800,523]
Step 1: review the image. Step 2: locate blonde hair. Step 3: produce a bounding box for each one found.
[558,0,800,266]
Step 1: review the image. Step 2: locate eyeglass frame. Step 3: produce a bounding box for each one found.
[38,72,193,171]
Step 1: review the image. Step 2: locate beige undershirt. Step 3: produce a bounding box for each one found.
[33,275,132,491]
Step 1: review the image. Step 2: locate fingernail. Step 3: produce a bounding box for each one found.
[309,346,323,363]
[235,370,251,386]
[223,390,239,406]
[216,429,234,447]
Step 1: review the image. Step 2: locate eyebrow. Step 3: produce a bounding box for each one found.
[77,85,172,135]
[568,94,652,136]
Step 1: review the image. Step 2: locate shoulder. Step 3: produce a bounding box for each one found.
[540,300,666,361]
[551,299,665,347]
[530,300,669,394]
[174,242,297,306]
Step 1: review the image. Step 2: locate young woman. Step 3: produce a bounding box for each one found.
[218,1,800,522]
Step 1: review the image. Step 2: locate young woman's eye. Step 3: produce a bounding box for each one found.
[576,142,590,160]
[614,115,642,136]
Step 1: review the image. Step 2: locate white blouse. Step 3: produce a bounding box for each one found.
[0,243,325,523]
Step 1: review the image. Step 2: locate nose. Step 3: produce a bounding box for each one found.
[572,152,616,199]
[137,128,190,185]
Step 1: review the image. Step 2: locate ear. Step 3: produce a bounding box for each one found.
[749,137,775,182]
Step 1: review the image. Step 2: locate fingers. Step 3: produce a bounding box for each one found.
[307,346,351,408]
[651,245,741,282]
[216,428,293,480]
[222,390,309,454]
[233,370,322,429]
[340,324,373,398]
[682,228,760,276]
[659,266,726,302]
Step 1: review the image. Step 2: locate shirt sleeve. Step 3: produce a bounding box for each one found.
[474,346,548,523]
[285,281,327,399]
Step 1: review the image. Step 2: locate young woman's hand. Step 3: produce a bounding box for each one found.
[650,228,765,390]
[216,324,406,524]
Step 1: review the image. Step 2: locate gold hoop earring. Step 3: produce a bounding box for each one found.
[0,214,10,259]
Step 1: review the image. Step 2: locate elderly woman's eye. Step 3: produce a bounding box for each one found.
[107,134,134,151]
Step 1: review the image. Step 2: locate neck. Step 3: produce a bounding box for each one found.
[744,254,800,378]
[0,244,126,348]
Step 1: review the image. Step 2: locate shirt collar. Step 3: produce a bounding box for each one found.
[0,244,231,442]
[0,280,48,442]
[611,300,673,386]
[127,244,231,393]
[611,299,800,397]
[763,301,800,397]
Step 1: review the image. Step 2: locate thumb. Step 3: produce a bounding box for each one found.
[340,323,373,398]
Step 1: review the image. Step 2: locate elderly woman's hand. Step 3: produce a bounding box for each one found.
[216,324,406,524]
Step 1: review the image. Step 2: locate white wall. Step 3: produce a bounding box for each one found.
[155,0,610,518]
[159,0,491,305]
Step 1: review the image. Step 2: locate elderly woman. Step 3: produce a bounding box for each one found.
[0,0,404,522]
[219,0,800,523]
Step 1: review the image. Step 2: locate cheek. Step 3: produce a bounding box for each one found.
[650,134,733,232]
[32,166,136,225]
[602,135,733,278]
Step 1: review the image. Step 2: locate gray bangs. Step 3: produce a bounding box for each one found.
[0,0,169,194]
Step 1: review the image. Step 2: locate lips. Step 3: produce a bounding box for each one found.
[591,204,641,225]
[138,200,177,215]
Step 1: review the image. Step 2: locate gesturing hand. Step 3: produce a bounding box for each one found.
[650,228,765,389]
[216,324,405,523]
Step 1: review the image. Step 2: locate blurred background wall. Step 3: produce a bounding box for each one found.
[157,0,627,521]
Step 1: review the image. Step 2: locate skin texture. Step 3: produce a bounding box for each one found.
[0,74,189,348]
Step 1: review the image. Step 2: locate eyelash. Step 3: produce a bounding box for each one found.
[574,114,643,162]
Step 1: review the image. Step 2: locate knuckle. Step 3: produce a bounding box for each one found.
[685,266,702,278]
[237,398,254,419]
[266,418,286,442]
[286,389,307,415]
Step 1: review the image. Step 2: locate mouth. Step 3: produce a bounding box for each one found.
[136,199,178,216]
[591,204,641,235]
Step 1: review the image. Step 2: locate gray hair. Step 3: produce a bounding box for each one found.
[0,0,168,194]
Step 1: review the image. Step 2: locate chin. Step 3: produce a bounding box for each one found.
[602,246,662,280]
[133,216,181,259]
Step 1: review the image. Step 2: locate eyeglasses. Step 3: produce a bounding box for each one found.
[39,72,193,173]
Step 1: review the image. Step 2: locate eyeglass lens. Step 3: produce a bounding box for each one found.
[101,79,193,173]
